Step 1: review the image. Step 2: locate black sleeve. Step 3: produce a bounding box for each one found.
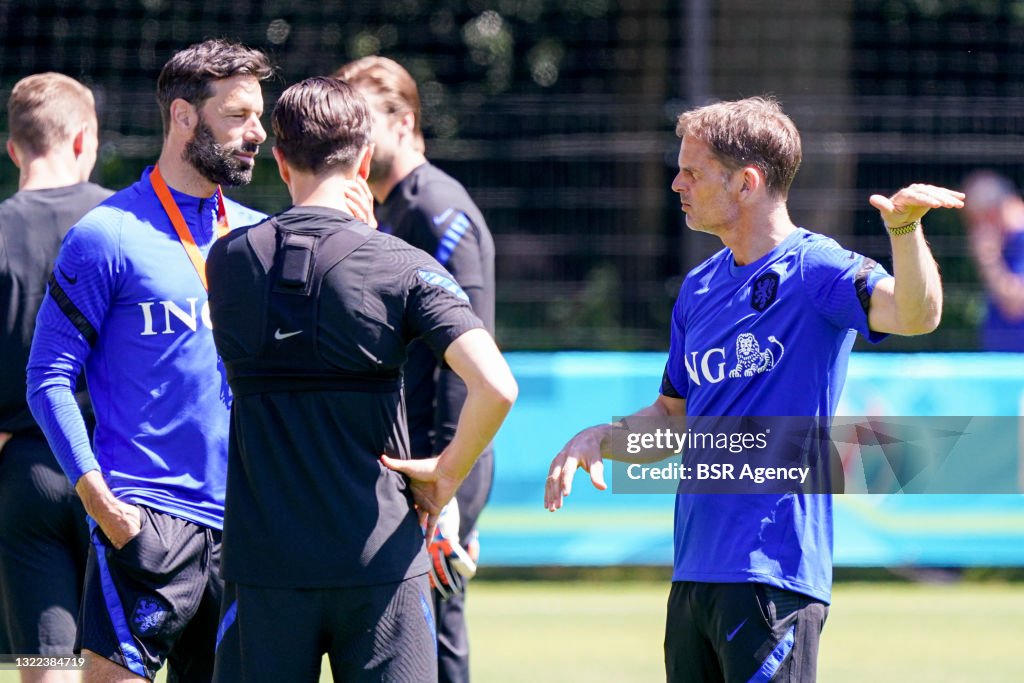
[405,189,494,321]
[660,367,684,399]
[404,258,484,360]
[404,196,497,453]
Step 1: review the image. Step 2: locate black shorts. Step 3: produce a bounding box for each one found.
[0,432,89,655]
[665,581,828,683]
[213,574,437,683]
[79,505,222,681]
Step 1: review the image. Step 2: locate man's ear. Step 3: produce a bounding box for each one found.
[357,142,375,180]
[169,99,198,135]
[6,140,20,169]
[738,166,762,200]
[396,111,416,141]
[72,126,86,157]
[272,146,290,186]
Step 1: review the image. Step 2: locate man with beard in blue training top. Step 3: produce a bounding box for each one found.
[545,97,963,683]
[27,40,271,683]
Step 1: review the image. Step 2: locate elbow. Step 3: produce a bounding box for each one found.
[906,318,940,336]
[920,309,942,334]
[494,374,519,411]
[483,368,518,416]
[902,301,942,336]
[25,368,47,414]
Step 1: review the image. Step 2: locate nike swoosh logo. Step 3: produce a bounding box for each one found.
[274,329,302,340]
[432,209,454,226]
[58,267,78,285]
[726,618,747,642]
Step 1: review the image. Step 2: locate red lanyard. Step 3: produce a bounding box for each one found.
[150,164,230,292]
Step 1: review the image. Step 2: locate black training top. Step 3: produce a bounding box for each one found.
[206,205,483,588]
[376,162,495,457]
[0,182,112,434]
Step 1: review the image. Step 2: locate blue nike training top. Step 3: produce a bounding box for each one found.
[27,167,265,529]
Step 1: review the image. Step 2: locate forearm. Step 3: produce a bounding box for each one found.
[26,295,103,482]
[74,470,121,522]
[27,381,96,481]
[888,226,943,334]
[597,397,684,464]
[435,368,515,484]
[74,470,141,548]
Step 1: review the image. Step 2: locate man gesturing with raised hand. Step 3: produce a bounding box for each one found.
[546,97,962,683]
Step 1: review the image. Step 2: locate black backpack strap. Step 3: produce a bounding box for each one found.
[229,373,400,397]
[258,217,377,369]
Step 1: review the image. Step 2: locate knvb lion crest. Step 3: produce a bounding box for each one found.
[751,272,780,312]
[131,597,170,637]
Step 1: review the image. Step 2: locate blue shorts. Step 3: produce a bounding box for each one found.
[79,506,222,681]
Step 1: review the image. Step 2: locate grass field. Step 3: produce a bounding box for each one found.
[2,580,1022,682]
[469,580,1024,683]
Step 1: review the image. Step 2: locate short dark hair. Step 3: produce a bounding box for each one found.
[334,56,424,153]
[8,72,96,156]
[272,77,371,175]
[676,96,802,199]
[156,39,272,136]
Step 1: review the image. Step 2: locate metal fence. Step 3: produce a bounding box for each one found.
[2,0,1021,351]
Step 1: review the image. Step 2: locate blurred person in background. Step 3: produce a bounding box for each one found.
[959,170,1024,352]
[26,40,271,682]
[336,56,497,683]
[0,71,112,683]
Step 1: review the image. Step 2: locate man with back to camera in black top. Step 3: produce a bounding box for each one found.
[335,56,497,683]
[206,76,517,683]
[0,72,112,683]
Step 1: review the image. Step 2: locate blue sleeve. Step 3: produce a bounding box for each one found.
[404,257,484,358]
[26,212,120,484]
[661,287,688,399]
[800,239,890,344]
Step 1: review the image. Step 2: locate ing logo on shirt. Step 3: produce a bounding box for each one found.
[729,333,783,377]
[138,298,212,336]
[685,333,786,385]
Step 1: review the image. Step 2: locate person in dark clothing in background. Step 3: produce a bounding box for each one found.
[0,72,112,683]
[336,56,497,683]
